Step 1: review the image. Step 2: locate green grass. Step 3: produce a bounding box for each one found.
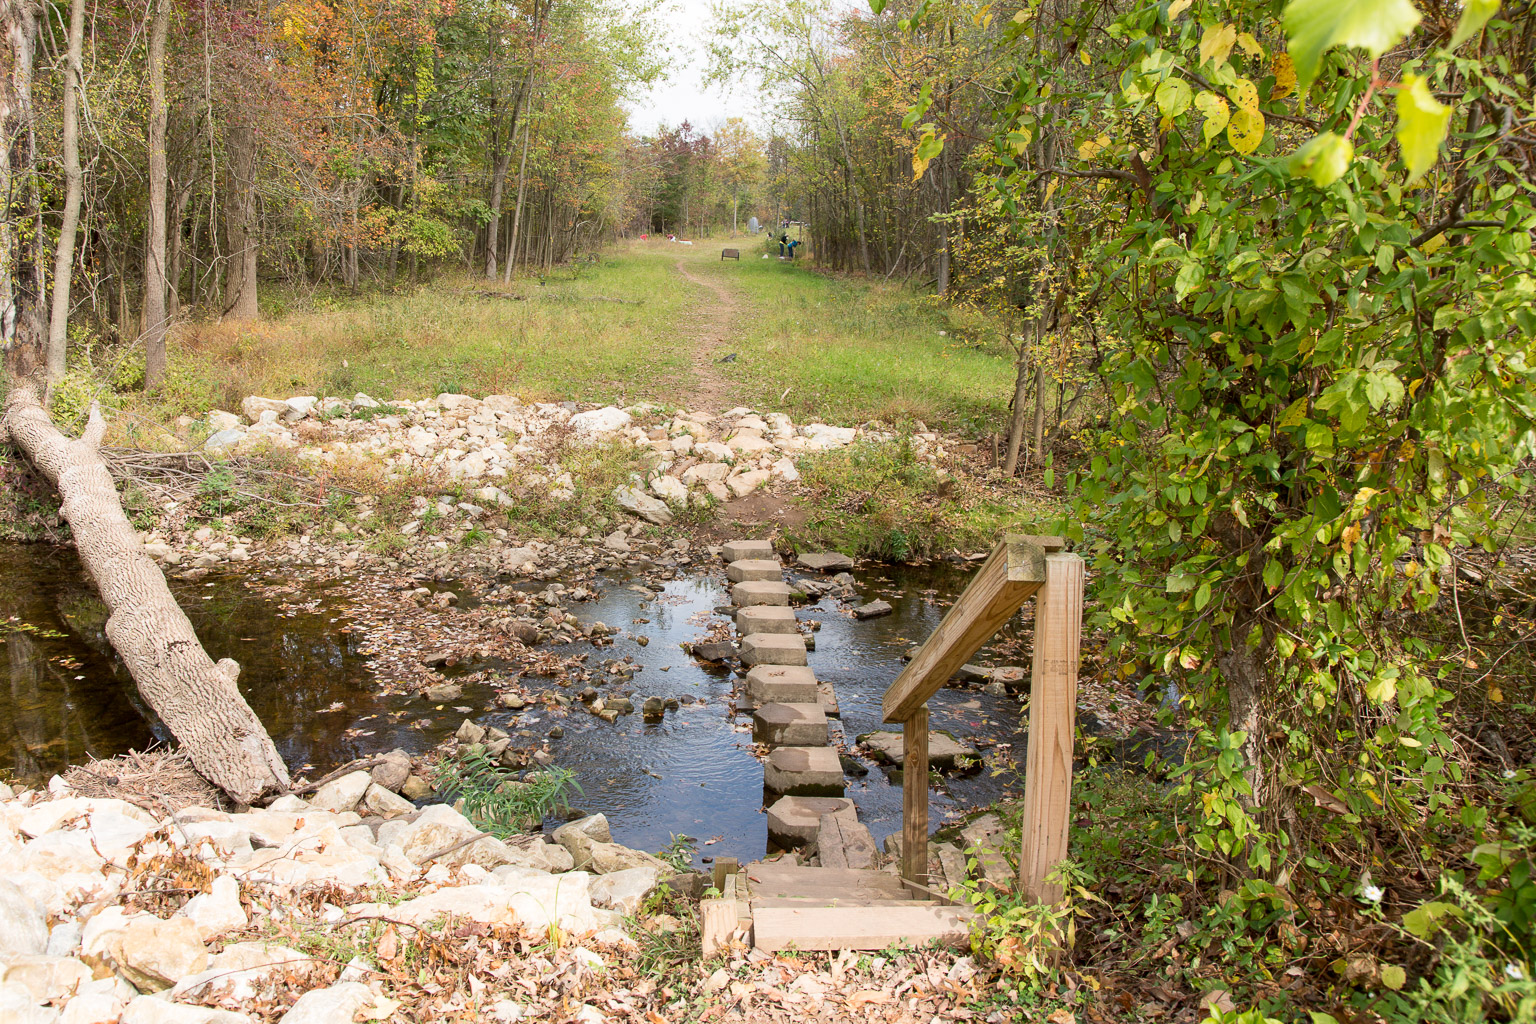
[678,242,1018,433]
[116,240,1019,435]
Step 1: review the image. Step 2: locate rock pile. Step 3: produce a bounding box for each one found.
[0,771,682,1024]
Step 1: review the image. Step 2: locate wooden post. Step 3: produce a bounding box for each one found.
[1018,553,1085,904]
[902,709,930,886]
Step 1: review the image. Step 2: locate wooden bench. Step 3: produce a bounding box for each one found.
[721,248,740,261]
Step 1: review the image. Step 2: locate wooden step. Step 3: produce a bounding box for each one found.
[751,897,938,909]
[744,864,907,901]
[752,904,972,952]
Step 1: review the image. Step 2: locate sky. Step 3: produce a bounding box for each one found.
[622,0,765,135]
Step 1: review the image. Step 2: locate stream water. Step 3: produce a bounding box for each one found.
[0,543,1036,865]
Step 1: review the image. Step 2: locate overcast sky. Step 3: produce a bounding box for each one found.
[622,0,764,135]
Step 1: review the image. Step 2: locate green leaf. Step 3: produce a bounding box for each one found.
[1283,0,1423,90]
[1287,132,1354,186]
[1396,74,1451,184]
[1305,421,1334,450]
[1381,964,1406,990]
[1155,77,1194,118]
[1176,260,1205,300]
[870,0,888,13]
[1447,0,1498,49]
[1195,581,1212,610]
[1403,900,1466,938]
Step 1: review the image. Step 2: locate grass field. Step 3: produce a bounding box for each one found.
[90,239,1019,437]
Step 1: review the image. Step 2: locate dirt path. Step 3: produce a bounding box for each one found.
[673,257,741,413]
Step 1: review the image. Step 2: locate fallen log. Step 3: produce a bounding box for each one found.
[1,383,290,803]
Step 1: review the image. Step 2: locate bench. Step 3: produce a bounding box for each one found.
[721,248,741,261]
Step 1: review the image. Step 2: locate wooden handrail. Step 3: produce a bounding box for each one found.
[882,533,1083,904]
[881,534,1061,724]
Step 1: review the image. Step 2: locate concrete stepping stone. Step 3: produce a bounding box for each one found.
[797,551,854,572]
[753,703,829,746]
[726,559,783,583]
[814,814,879,870]
[856,729,978,770]
[732,580,792,607]
[735,606,799,636]
[764,746,844,796]
[746,665,820,704]
[722,540,775,562]
[766,795,857,847]
[740,633,808,667]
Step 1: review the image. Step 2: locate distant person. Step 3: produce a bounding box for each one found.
[778,233,787,257]
[787,238,801,259]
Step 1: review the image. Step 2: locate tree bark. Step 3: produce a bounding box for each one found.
[1,0,46,377]
[44,0,84,384]
[221,125,258,320]
[0,385,291,804]
[143,0,170,385]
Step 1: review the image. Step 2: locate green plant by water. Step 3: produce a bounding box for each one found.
[432,749,581,838]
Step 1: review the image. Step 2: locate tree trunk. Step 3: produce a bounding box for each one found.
[44,0,84,383]
[1,0,46,378]
[484,146,511,279]
[1029,360,1047,462]
[503,95,533,283]
[167,157,197,318]
[0,385,291,804]
[143,0,170,386]
[1001,350,1031,476]
[222,125,258,320]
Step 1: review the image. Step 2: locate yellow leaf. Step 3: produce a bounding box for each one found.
[1013,9,1028,21]
[1270,52,1297,99]
[1420,232,1447,255]
[1077,134,1110,159]
[1399,736,1422,748]
[1044,177,1059,203]
[1228,77,1261,115]
[1228,107,1265,154]
[1340,523,1361,552]
[1490,685,1504,703]
[1237,31,1264,57]
[1195,91,1230,143]
[1200,23,1238,66]
[1080,49,1092,65]
[1168,0,1192,17]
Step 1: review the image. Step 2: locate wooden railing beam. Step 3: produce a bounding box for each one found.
[881,534,1058,724]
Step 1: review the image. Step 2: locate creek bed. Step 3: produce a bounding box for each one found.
[0,542,1038,866]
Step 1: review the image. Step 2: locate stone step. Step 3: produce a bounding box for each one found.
[740,633,808,667]
[764,746,844,796]
[745,665,820,704]
[753,703,829,747]
[726,558,783,583]
[766,795,857,848]
[732,580,792,607]
[735,605,800,636]
[857,729,978,770]
[722,540,775,562]
[813,813,879,870]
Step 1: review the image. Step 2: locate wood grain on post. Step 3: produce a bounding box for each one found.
[902,709,930,886]
[882,535,1059,724]
[1018,552,1085,905]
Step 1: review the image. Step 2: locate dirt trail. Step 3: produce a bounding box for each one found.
[673,257,741,414]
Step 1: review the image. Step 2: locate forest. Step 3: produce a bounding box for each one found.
[1,0,1535,1021]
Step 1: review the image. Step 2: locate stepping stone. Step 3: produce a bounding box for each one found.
[736,605,799,636]
[853,600,893,620]
[764,746,845,796]
[797,551,854,572]
[856,730,978,770]
[732,581,792,607]
[754,703,829,746]
[746,665,820,704]
[766,795,857,847]
[814,813,879,870]
[740,633,808,667]
[960,814,1013,891]
[722,540,775,562]
[727,559,783,583]
[932,842,968,892]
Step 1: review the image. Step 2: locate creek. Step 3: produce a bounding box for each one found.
[0,542,1037,864]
